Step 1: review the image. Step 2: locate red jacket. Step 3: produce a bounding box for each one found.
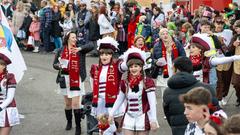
[127,14,141,48]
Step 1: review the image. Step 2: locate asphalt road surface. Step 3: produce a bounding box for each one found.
[11,51,240,135]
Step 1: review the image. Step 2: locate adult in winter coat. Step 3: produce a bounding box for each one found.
[12,1,25,36]
[51,5,63,52]
[85,5,100,57]
[53,31,93,135]
[152,28,185,97]
[163,56,216,135]
[98,4,115,37]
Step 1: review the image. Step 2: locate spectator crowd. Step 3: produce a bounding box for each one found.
[1,0,240,135]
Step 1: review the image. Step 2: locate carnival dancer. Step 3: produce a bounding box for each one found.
[109,47,159,135]
[189,33,240,84]
[213,16,233,106]
[229,20,240,107]
[53,31,93,135]
[0,53,20,135]
[90,36,127,135]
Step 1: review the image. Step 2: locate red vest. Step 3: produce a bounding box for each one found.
[91,61,122,107]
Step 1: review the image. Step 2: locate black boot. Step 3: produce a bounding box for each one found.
[74,109,82,135]
[65,109,72,130]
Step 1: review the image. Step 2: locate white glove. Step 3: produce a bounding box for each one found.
[120,61,128,71]
[103,123,117,135]
[156,57,167,66]
[232,55,240,61]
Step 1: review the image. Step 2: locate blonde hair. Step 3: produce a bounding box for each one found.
[16,1,24,12]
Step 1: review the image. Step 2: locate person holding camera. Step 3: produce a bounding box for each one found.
[53,31,93,135]
[229,20,240,107]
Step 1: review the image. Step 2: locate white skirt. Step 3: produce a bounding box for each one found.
[91,95,125,118]
[59,75,85,98]
[0,107,20,127]
[122,113,149,131]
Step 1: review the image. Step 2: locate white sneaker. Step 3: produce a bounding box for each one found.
[221,97,227,106]
[218,101,223,108]
[32,47,39,53]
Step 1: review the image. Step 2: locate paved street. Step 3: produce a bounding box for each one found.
[11,51,240,135]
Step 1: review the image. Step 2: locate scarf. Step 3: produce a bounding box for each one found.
[190,54,202,71]
[92,62,120,107]
[162,41,179,78]
[128,73,143,93]
[61,46,80,90]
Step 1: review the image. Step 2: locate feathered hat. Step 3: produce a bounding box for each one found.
[120,47,146,67]
[97,36,119,52]
[191,33,217,57]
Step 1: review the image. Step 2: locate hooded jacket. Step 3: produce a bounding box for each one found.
[163,72,215,135]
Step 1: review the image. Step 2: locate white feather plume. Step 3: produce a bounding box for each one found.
[120,47,146,65]
[97,36,119,51]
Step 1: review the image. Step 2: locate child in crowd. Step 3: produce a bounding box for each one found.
[180,87,211,135]
[29,15,41,53]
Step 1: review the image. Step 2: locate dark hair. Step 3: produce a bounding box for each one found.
[233,2,238,7]
[224,114,240,134]
[63,31,76,46]
[151,2,157,10]
[66,3,74,12]
[99,48,114,55]
[180,87,211,105]
[64,11,71,18]
[99,5,107,15]
[154,7,164,15]
[172,3,177,9]
[180,5,184,9]
[173,56,193,73]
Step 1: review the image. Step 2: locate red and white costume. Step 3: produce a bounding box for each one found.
[90,36,127,118]
[0,73,20,127]
[110,77,157,131]
[90,61,125,117]
[110,47,158,131]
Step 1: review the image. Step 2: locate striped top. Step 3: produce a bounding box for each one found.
[98,65,109,98]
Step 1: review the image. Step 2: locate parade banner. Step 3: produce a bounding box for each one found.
[0,8,27,83]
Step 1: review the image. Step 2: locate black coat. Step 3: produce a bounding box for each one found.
[53,42,94,82]
[51,12,63,37]
[86,17,100,41]
[20,15,32,36]
[163,72,216,135]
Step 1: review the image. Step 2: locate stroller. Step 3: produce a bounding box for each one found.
[81,92,99,135]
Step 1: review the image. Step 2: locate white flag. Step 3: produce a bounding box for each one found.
[0,8,27,83]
